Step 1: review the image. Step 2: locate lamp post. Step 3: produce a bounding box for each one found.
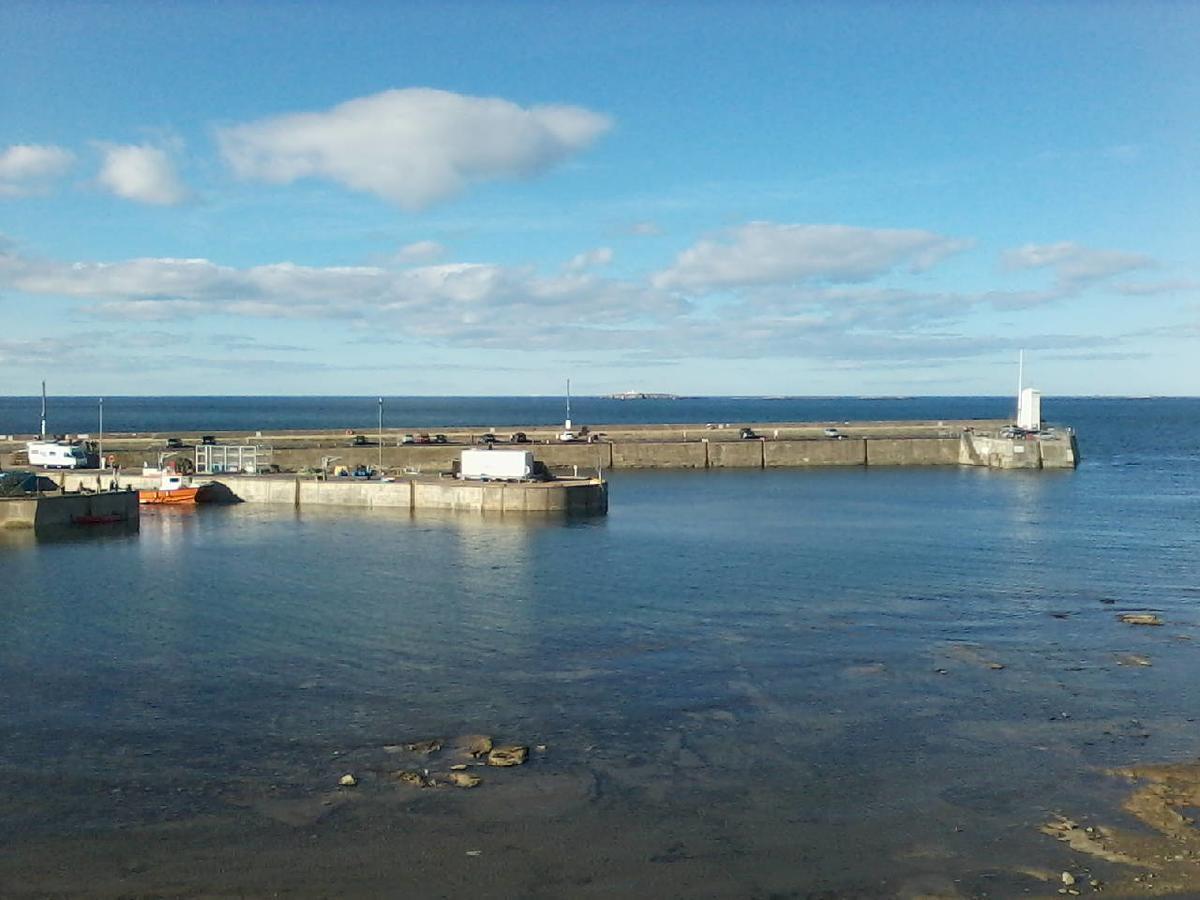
[98,397,104,470]
[378,396,383,472]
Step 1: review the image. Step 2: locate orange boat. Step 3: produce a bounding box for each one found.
[139,474,203,505]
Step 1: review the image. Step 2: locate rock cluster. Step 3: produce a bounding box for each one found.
[384,733,532,790]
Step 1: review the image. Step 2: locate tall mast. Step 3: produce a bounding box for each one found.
[565,378,572,429]
[40,380,47,439]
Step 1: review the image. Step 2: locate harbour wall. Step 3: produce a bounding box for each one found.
[0,490,139,530]
[54,472,609,516]
[2,424,1079,473]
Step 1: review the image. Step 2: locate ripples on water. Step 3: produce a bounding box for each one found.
[0,400,1198,896]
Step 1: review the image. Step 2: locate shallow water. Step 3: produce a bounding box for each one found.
[1,401,1199,897]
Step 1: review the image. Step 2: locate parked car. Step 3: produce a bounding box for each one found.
[433,433,448,444]
[416,433,432,444]
[739,427,758,440]
[165,436,183,449]
[200,435,216,445]
[823,427,841,438]
[510,431,530,443]
[401,433,415,444]
[352,434,369,446]
[478,433,498,444]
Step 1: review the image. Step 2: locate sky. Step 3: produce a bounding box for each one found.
[0,0,1197,397]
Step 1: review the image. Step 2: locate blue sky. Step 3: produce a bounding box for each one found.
[1,0,1197,396]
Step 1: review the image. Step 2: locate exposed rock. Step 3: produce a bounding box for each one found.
[450,764,469,771]
[444,771,482,788]
[338,774,357,787]
[487,745,529,767]
[452,734,493,758]
[404,739,443,754]
[1119,613,1163,626]
[1039,815,1144,866]
[392,769,433,788]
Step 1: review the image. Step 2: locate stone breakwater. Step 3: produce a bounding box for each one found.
[0,419,1079,472]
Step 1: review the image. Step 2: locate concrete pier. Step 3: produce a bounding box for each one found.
[54,471,609,516]
[1,419,1079,474]
[0,489,140,531]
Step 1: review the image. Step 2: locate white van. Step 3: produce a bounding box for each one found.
[26,441,89,469]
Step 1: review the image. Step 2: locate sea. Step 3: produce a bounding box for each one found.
[1,396,1198,897]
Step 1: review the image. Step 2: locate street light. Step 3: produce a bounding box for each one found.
[98,398,104,470]
[378,396,383,472]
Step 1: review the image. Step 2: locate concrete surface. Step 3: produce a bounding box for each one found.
[0,490,139,530]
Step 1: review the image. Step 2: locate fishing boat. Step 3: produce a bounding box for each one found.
[138,473,202,505]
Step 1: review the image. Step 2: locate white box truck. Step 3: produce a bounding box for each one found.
[460,449,534,481]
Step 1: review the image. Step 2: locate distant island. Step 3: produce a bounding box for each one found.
[605,391,680,400]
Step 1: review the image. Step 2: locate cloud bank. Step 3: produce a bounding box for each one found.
[654,223,972,291]
[216,88,612,209]
[0,226,1165,365]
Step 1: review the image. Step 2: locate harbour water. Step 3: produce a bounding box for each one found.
[0,398,1198,896]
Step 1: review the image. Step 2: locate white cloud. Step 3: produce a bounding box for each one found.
[1115,279,1199,296]
[94,142,189,205]
[0,245,680,339]
[653,222,971,291]
[1001,241,1152,286]
[392,240,446,264]
[565,246,613,272]
[0,232,1147,367]
[0,144,75,196]
[216,87,612,210]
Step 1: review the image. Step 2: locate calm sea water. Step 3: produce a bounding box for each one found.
[0,398,1197,897]
[1,394,1030,435]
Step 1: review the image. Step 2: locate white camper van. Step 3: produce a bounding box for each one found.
[26,441,89,469]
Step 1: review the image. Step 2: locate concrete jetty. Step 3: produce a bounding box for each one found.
[2,418,1077,473]
[0,489,139,531]
[54,471,609,516]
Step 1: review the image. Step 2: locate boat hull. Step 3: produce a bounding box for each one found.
[138,487,202,505]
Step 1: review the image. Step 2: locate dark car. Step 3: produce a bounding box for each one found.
[165,437,183,449]
[739,427,758,440]
[433,434,448,444]
[201,435,216,445]
[478,433,498,445]
[510,431,530,443]
[352,434,369,446]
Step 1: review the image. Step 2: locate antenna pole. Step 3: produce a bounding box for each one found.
[378,397,383,472]
[565,378,572,429]
[40,380,47,439]
[99,398,104,470]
